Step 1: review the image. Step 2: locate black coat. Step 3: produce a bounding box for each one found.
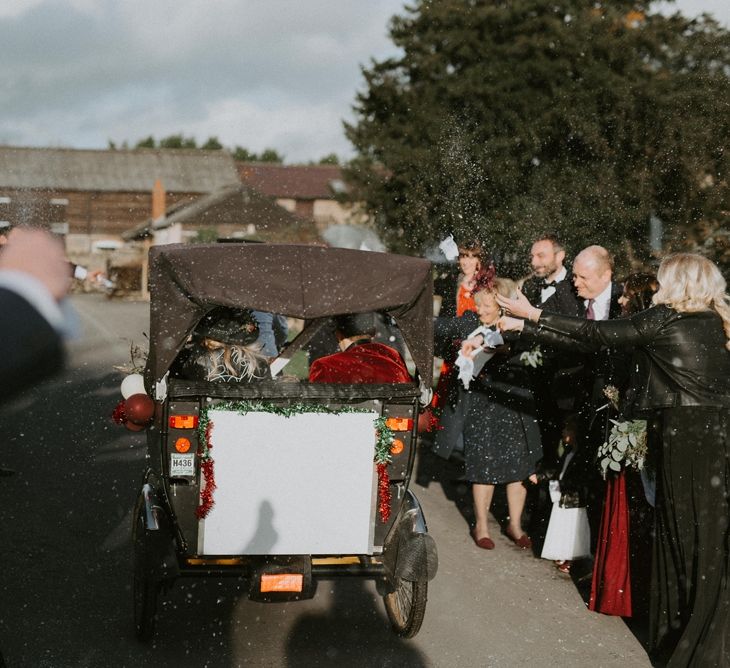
[434,311,532,406]
[522,268,576,310]
[526,304,730,412]
[0,287,63,403]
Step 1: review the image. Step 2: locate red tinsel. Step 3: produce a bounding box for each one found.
[195,419,216,519]
[111,399,127,425]
[418,407,442,433]
[473,263,497,293]
[377,462,392,523]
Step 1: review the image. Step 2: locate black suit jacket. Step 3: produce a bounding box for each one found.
[0,287,64,403]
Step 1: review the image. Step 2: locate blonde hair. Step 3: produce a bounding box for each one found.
[654,253,730,350]
[202,338,268,381]
[474,277,519,301]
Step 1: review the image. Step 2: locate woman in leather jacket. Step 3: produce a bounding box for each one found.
[494,253,730,668]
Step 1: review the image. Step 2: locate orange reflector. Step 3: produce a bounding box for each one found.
[390,438,405,455]
[385,417,413,431]
[169,415,198,429]
[260,574,304,593]
[174,437,191,453]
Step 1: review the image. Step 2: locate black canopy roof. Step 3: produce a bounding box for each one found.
[145,243,434,387]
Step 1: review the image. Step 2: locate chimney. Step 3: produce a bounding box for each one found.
[152,178,166,220]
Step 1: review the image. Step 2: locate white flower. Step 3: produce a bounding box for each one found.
[598,419,648,478]
[519,345,543,368]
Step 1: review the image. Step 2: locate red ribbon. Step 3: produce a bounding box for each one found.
[195,420,216,519]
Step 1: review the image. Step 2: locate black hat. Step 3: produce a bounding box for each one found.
[334,312,376,338]
[195,307,259,346]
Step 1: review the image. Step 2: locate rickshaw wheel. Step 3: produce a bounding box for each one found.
[383,577,427,638]
[133,509,160,641]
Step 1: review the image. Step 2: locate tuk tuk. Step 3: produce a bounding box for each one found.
[133,243,438,640]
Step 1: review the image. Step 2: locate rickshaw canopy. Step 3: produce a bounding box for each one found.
[144,243,434,387]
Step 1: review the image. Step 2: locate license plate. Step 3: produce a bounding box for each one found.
[260,574,304,593]
[170,453,195,477]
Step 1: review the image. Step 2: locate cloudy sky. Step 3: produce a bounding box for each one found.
[2,0,728,164]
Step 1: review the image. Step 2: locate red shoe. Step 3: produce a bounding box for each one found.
[506,528,532,550]
[471,529,495,550]
[556,560,571,574]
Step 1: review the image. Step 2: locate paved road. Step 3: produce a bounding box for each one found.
[0,294,652,667]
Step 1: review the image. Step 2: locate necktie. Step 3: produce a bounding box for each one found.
[586,298,596,320]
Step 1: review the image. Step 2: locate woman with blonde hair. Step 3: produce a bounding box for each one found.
[496,253,730,667]
[177,306,270,383]
[437,268,541,550]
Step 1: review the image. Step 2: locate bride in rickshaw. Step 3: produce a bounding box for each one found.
[132,242,438,641]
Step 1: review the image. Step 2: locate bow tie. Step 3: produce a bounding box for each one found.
[539,279,555,289]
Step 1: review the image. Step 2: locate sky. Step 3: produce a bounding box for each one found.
[1,0,728,164]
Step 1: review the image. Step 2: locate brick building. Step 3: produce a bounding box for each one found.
[0,145,239,255]
[238,162,364,231]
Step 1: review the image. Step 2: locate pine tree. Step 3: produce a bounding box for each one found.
[345,0,730,266]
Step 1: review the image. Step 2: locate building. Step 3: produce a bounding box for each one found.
[0,145,239,256]
[123,183,320,245]
[238,163,364,230]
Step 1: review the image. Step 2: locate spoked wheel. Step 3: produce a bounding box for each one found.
[383,576,427,638]
[133,507,161,641]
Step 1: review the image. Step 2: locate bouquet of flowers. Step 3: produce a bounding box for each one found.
[598,419,648,478]
[519,345,543,368]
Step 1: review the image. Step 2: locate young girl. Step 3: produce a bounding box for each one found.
[540,417,591,573]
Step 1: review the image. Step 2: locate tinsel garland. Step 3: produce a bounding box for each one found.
[111,399,127,425]
[195,418,216,519]
[376,463,392,522]
[195,401,396,521]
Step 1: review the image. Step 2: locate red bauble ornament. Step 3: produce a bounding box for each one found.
[125,393,155,426]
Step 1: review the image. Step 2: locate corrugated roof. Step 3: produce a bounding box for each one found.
[238,163,347,200]
[0,146,239,192]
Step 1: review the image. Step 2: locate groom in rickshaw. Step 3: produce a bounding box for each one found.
[309,313,411,384]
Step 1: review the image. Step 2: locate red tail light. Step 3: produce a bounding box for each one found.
[385,417,413,431]
[169,415,199,429]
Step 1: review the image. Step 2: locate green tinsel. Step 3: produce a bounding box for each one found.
[198,401,395,465]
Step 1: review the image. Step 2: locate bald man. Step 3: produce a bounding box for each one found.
[516,245,623,550]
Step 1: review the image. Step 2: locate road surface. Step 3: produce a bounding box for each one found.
[0,294,651,667]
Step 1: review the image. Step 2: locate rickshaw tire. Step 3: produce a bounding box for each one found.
[383,577,427,638]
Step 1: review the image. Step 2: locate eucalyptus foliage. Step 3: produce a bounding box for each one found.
[345,1,730,262]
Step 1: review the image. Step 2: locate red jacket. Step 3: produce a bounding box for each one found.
[309,342,412,384]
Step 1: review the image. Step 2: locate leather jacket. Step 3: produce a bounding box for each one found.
[523,304,730,412]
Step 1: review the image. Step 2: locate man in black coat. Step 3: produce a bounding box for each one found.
[522,235,572,309]
[521,235,582,467]
[521,245,622,549]
[0,228,69,403]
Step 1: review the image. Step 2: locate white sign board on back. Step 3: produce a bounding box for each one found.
[198,409,379,555]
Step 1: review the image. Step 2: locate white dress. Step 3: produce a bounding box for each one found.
[540,452,592,561]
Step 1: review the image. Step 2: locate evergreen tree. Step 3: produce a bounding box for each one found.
[345,0,730,264]
[158,134,197,149]
[232,146,258,162]
[201,136,224,150]
[135,136,156,149]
